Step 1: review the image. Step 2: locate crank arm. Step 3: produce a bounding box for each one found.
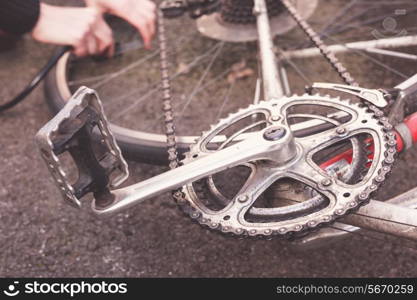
[36,85,294,215]
[92,130,293,217]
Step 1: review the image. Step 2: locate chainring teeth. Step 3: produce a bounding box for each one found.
[177,94,396,238]
[157,3,397,239]
[190,94,355,153]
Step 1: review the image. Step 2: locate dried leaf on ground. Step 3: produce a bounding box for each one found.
[227,59,254,84]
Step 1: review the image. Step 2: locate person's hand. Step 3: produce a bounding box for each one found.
[31,3,114,57]
[85,0,156,49]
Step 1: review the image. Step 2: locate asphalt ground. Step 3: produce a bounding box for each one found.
[1,0,417,277]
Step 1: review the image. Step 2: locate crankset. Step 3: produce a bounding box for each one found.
[175,93,396,237]
[36,84,396,238]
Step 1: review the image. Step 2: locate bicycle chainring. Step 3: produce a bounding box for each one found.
[174,94,396,238]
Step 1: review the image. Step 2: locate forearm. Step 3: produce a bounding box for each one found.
[0,0,41,35]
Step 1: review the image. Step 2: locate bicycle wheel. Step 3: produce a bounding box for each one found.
[44,0,417,163]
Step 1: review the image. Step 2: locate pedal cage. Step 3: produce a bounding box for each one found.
[36,87,129,208]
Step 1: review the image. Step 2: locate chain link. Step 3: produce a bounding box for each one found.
[280,0,357,86]
[157,9,180,170]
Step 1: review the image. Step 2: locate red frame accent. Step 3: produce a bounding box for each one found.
[320,111,417,169]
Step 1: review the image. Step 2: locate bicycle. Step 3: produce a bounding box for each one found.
[36,0,417,249]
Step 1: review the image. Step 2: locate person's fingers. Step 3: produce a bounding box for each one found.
[140,19,154,49]
[86,33,99,56]
[103,39,115,57]
[135,20,151,49]
[145,13,156,40]
[129,11,155,49]
[94,18,115,57]
[70,9,97,56]
[84,0,157,50]
[73,43,88,57]
[71,27,90,57]
[142,0,156,12]
[146,21,155,48]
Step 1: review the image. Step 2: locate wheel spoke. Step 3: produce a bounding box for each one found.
[214,82,235,121]
[110,42,225,122]
[139,67,233,132]
[178,42,225,117]
[277,48,313,86]
[69,34,194,90]
[319,0,360,35]
[324,34,410,79]
[91,49,161,89]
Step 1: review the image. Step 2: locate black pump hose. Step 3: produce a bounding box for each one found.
[0,45,71,113]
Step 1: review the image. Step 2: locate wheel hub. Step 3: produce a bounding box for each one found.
[196,0,318,42]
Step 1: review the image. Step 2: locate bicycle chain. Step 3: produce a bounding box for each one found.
[157,2,397,238]
[280,0,357,86]
[157,9,180,170]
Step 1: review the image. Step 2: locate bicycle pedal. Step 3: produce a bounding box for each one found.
[36,86,129,208]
